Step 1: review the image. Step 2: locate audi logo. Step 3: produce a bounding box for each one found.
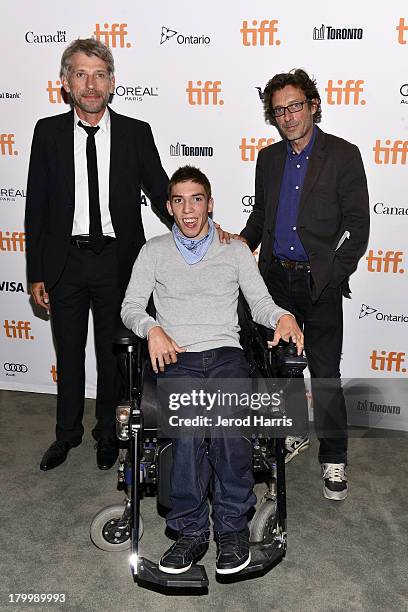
[3,362,28,373]
[400,84,408,97]
[242,195,255,206]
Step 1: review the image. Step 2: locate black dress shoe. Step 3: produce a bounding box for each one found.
[96,438,119,470]
[40,441,72,471]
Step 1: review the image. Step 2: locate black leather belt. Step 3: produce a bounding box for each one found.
[70,235,116,249]
[272,256,310,271]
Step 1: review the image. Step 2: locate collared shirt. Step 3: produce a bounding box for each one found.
[274,125,317,261]
[72,108,114,237]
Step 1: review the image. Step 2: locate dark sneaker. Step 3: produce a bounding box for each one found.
[322,463,348,500]
[159,531,210,574]
[284,435,310,464]
[215,529,251,575]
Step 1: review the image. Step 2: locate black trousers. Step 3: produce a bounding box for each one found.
[266,260,348,464]
[48,242,123,444]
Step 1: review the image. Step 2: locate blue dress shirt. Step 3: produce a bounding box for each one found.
[274,126,317,261]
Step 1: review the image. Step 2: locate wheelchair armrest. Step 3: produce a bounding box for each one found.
[113,324,141,347]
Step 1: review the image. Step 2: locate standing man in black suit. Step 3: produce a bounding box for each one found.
[25,38,170,471]
[239,69,369,500]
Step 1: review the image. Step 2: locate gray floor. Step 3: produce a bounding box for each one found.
[1,389,407,612]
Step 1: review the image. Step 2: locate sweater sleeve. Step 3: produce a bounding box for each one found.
[121,242,159,338]
[236,243,294,328]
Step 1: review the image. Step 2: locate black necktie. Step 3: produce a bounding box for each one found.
[78,122,104,253]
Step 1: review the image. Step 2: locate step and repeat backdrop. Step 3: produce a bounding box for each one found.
[1,1,407,430]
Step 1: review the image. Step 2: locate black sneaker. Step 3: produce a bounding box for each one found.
[158,531,210,574]
[322,463,348,500]
[215,529,251,575]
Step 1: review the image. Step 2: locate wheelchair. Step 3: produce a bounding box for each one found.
[90,307,307,590]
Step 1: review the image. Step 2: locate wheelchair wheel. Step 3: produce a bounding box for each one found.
[249,498,278,544]
[90,504,143,552]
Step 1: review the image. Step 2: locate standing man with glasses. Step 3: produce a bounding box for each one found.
[25,38,170,471]
[238,69,369,499]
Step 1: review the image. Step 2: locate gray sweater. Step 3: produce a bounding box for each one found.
[121,232,292,352]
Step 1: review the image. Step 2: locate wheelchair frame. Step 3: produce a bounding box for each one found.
[90,318,307,590]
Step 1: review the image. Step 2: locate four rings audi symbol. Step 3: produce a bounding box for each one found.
[242,195,255,206]
[3,363,28,373]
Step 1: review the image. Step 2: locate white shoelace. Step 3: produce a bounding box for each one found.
[322,463,346,482]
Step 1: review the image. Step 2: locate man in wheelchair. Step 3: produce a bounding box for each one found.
[121,165,303,576]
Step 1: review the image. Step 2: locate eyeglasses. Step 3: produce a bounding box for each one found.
[271,99,311,117]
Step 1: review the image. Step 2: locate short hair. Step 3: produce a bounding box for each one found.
[263,68,322,126]
[168,165,212,200]
[60,38,115,79]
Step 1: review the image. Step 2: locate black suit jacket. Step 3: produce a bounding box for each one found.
[241,127,370,302]
[25,107,170,291]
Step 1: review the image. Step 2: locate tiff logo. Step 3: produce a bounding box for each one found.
[370,350,406,373]
[186,81,224,106]
[366,250,404,273]
[0,231,25,252]
[94,23,131,48]
[373,140,408,164]
[0,134,18,156]
[396,18,408,44]
[241,20,280,46]
[240,137,274,162]
[47,80,63,104]
[325,80,366,105]
[50,364,58,383]
[3,320,34,340]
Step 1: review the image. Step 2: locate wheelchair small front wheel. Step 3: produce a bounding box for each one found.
[249,498,278,544]
[90,504,143,552]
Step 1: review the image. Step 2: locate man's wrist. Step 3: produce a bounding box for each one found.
[147,325,161,340]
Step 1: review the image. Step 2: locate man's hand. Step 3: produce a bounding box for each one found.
[148,326,186,373]
[30,282,50,314]
[268,314,304,355]
[214,222,249,245]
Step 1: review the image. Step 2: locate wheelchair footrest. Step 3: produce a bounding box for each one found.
[241,541,285,575]
[138,557,209,588]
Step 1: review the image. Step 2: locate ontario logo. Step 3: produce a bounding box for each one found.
[359,304,408,324]
[160,26,210,45]
[359,304,377,319]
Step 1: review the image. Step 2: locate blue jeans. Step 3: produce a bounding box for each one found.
[159,347,256,535]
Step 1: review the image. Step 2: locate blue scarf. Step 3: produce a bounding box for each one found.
[172,218,215,264]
